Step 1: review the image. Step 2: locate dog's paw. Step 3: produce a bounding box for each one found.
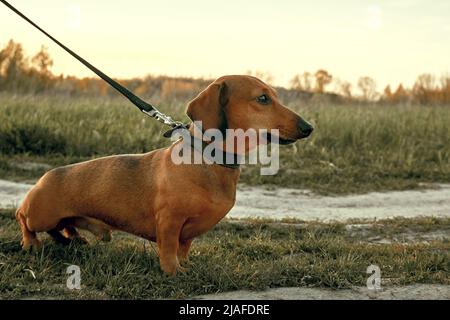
[21,239,42,252]
[72,236,89,245]
[160,259,189,276]
[177,265,188,273]
[160,258,184,276]
[179,258,192,268]
[99,230,112,242]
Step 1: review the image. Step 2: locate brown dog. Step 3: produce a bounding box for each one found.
[16,75,313,275]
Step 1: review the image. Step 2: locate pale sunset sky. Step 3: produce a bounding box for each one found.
[1,0,449,91]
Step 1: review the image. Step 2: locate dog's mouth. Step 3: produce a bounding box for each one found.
[266,133,297,145]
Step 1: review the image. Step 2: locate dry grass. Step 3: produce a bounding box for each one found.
[1,93,450,194]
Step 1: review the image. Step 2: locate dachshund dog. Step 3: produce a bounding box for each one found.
[16,75,313,275]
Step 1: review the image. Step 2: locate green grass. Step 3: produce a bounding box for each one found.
[1,93,450,194]
[0,209,448,299]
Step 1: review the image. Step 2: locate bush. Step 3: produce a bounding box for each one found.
[0,124,66,155]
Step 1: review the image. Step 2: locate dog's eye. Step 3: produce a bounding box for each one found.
[256,94,271,105]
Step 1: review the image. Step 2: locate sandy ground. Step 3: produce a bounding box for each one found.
[230,184,450,221]
[1,179,450,221]
[0,180,32,209]
[193,284,450,300]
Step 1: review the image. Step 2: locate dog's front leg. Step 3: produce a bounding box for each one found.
[156,216,186,275]
[178,239,193,266]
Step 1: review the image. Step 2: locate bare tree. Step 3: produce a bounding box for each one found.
[314,69,332,93]
[31,46,53,75]
[246,70,274,84]
[290,72,313,91]
[440,75,450,104]
[383,85,393,102]
[334,78,352,98]
[357,76,377,101]
[290,74,301,90]
[0,40,27,91]
[415,74,436,91]
[412,74,437,104]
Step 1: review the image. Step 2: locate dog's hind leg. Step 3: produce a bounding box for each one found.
[16,208,42,251]
[62,226,89,244]
[70,217,112,242]
[47,221,89,245]
[47,228,72,245]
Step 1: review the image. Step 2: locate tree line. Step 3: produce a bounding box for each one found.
[289,70,450,105]
[1,40,449,105]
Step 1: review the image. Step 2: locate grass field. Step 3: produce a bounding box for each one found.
[0,93,450,194]
[0,209,448,299]
[0,94,449,299]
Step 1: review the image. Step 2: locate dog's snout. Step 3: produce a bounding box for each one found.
[298,118,314,137]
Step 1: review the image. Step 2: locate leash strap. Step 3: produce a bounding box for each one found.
[0,0,188,132]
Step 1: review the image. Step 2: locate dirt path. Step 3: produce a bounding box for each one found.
[193,284,450,300]
[0,179,31,209]
[1,179,449,221]
[230,184,450,221]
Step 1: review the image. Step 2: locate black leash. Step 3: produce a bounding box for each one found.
[0,0,188,134]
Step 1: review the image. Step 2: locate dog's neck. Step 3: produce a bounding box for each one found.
[185,125,241,169]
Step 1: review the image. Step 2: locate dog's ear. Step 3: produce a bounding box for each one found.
[186,81,229,133]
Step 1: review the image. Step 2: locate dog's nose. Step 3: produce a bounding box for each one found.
[298,118,314,137]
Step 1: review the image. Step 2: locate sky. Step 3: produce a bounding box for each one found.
[0,0,449,91]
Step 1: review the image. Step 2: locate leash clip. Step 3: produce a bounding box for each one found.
[141,109,189,138]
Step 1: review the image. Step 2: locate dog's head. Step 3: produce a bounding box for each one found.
[186,75,313,147]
